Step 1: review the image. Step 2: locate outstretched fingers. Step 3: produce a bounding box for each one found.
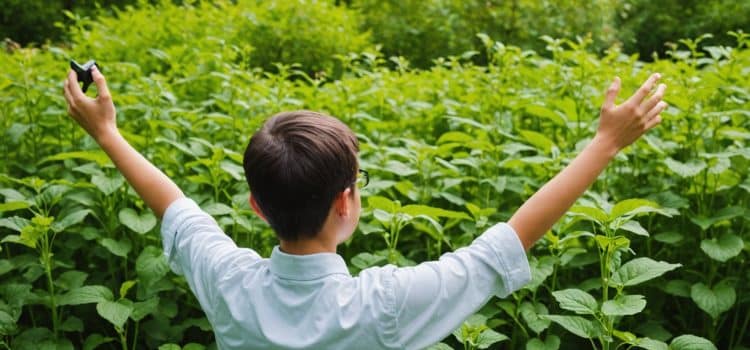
[641,83,667,113]
[643,101,668,130]
[602,76,621,111]
[626,73,661,106]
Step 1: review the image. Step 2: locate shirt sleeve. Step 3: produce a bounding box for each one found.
[388,222,531,349]
[160,197,261,316]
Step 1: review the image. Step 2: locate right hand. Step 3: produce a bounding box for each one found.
[595,73,667,152]
[63,66,117,141]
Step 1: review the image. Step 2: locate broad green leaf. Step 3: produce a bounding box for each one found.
[542,315,600,339]
[131,297,159,321]
[519,129,556,154]
[669,335,717,350]
[690,206,746,230]
[58,285,114,306]
[601,294,646,316]
[568,205,608,224]
[690,282,735,319]
[96,300,132,330]
[42,151,111,166]
[400,204,470,220]
[368,196,398,212]
[0,201,30,212]
[615,220,649,236]
[83,334,115,350]
[0,310,16,335]
[136,246,170,290]
[525,105,566,126]
[611,258,681,288]
[55,271,88,291]
[654,232,684,245]
[610,199,667,219]
[51,209,90,233]
[519,302,550,334]
[91,174,125,195]
[118,208,157,234]
[525,256,556,291]
[158,345,181,350]
[476,329,508,349]
[634,337,669,350]
[0,216,29,232]
[700,233,743,262]
[100,238,132,258]
[613,330,638,343]
[663,280,691,298]
[426,343,454,350]
[202,202,234,216]
[525,335,560,350]
[551,289,598,315]
[664,158,706,178]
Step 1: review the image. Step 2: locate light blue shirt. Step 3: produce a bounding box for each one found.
[161,197,531,349]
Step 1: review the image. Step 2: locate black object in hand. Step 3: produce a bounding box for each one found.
[70,60,101,93]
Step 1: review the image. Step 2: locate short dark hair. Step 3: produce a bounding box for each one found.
[243,110,359,241]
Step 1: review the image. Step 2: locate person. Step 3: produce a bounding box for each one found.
[62,66,667,349]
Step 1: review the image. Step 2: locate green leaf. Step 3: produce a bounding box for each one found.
[664,158,706,178]
[634,337,669,350]
[568,205,608,224]
[96,300,132,330]
[690,282,736,319]
[42,151,111,167]
[542,315,600,339]
[699,233,744,262]
[0,201,30,212]
[525,105,566,126]
[669,335,717,350]
[525,256,556,291]
[601,294,646,316]
[51,209,90,233]
[525,335,560,350]
[91,174,125,195]
[400,204,470,220]
[83,334,115,350]
[519,302,550,334]
[0,216,29,232]
[476,329,508,349]
[611,258,681,288]
[58,285,114,306]
[100,238,132,258]
[136,246,170,291]
[610,199,668,219]
[131,297,159,322]
[519,129,556,154]
[616,220,649,236]
[202,202,234,216]
[551,289,598,315]
[119,280,136,299]
[118,208,157,234]
[368,196,398,212]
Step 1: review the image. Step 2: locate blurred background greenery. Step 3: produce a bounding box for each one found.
[2,0,749,68]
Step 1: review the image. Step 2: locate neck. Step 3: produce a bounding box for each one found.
[279,237,336,255]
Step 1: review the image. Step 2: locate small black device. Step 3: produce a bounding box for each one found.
[70,59,101,93]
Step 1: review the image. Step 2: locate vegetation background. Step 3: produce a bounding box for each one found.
[0,0,748,349]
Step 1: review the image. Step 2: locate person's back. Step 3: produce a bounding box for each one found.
[63,66,667,349]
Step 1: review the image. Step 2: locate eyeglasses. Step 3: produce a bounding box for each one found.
[355,169,369,189]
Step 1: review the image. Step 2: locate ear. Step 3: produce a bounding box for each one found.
[334,187,352,217]
[249,194,268,223]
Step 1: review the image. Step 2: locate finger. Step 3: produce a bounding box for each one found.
[602,76,620,111]
[91,66,111,100]
[644,101,668,123]
[644,114,662,130]
[63,79,73,107]
[626,73,661,106]
[641,83,667,112]
[67,70,87,102]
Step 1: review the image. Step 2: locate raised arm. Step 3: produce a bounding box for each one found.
[509,73,667,250]
[63,67,183,218]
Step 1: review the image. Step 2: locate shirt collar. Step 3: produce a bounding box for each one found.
[269,246,351,281]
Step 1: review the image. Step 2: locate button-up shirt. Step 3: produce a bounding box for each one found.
[161,197,531,349]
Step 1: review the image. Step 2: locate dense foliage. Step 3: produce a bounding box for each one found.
[1,1,749,349]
